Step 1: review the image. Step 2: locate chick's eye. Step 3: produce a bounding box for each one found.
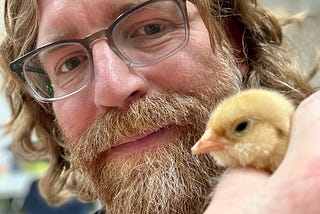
[234,121,250,133]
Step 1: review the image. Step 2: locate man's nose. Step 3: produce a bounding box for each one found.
[90,40,149,109]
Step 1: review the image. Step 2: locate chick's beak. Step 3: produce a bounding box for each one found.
[191,129,224,154]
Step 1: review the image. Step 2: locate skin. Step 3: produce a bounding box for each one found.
[38,0,241,158]
[36,0,320,213]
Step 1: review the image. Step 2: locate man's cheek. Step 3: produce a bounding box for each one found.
[53,101,96,140]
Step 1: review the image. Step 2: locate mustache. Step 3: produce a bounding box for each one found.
[66,91,212,163]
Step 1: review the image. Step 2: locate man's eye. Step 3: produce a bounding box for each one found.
[61,56,85,72]
[130,23,165,38]
[143,24,161,35]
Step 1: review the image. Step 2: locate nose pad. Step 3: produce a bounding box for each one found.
[90,40,148,109]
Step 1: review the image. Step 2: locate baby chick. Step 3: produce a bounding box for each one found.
[191,88,295,172]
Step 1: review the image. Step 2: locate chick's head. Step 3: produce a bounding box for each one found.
[192,88,294,169]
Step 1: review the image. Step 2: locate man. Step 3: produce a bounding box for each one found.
[0,0,319,213]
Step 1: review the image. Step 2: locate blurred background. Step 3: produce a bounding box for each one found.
[0,0,319,213]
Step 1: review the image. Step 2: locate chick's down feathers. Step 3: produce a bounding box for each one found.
[192,88,295,172]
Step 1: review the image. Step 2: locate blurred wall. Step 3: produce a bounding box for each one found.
[260,0,320,86]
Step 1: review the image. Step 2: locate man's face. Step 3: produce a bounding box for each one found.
[38,0,243,212]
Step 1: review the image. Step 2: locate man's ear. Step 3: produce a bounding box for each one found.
[226,17,248,76]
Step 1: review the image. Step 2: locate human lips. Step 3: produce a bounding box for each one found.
[104,126,173,159]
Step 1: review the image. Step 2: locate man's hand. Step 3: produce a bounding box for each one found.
[205,90,320,214]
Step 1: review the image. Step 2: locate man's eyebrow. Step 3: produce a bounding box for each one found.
[109,0,146,20]
[38,30,79,47]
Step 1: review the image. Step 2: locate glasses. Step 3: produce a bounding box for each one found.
[9,0,189,103]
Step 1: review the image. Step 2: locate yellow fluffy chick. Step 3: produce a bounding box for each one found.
[191,88,295,172]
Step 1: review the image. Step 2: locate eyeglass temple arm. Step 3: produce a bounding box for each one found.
[10,62,45,79]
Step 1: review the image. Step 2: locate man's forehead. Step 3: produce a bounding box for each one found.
[37,0,149,45]
[38,0,148,16]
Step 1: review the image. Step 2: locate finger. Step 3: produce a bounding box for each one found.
[283,91,320,167]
